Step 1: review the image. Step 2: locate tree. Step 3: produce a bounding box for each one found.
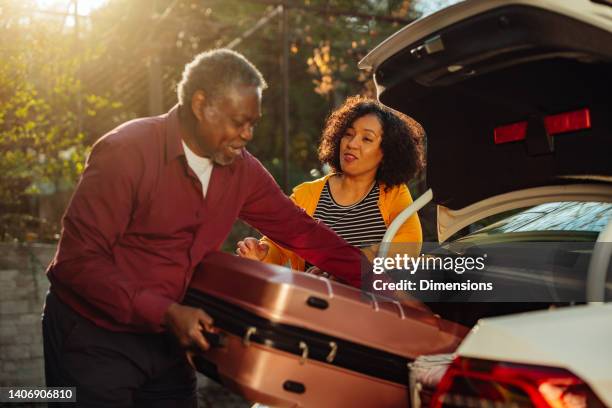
[0,4,121,241]
[0,0,456,243]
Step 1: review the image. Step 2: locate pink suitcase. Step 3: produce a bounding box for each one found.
[184,252,468,408]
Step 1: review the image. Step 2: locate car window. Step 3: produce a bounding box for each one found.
[474,202,612,234]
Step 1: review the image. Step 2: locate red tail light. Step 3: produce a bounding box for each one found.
[544,108,591,136]
[494,108,591,144]
[494,121,528,144]
[431,357,606,408]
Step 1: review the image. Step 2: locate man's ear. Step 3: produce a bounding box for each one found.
[191,90,206,121]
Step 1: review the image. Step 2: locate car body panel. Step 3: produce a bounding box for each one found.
[457,303,612,406]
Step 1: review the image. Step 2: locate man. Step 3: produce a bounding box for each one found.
[43,49,363,407]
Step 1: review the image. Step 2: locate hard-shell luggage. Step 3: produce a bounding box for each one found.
[184,252,469,408]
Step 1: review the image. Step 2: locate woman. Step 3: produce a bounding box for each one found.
[237,95,424,272]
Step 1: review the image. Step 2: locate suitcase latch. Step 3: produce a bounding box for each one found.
[243,326,257,347]
[326,341,338,363]
[299,341,309,364]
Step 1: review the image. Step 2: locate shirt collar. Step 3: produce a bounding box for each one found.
[165,104,243,175]
[165,105,187,163]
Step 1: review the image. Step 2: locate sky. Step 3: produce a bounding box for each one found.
[35,0,108,16]
[32,0,108,28]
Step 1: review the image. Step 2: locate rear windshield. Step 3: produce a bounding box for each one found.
[475,202,612,234]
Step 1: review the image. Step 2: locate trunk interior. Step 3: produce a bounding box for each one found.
[373,4,612,326]
[375,5,612,210]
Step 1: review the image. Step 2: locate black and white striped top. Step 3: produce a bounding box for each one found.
[312,181,387,249]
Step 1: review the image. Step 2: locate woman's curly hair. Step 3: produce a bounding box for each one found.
[318,95,425,188]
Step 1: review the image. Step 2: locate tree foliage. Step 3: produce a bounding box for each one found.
[0,3,121,241]
[0,0,454,242]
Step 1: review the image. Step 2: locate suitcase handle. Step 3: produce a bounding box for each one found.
[203,331,226,348]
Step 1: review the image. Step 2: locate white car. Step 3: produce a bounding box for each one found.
[361,0,612,406]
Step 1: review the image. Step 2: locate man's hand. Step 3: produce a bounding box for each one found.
[236,237,269,261]
[164,303,213,352]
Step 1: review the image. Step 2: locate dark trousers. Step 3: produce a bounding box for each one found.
[42,291,197,408]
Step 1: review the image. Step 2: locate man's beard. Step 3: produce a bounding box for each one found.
[212,153,233,166]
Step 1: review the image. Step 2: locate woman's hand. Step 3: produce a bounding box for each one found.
[305,266,342,282]
[236,237,269,261]
[304,265,330,278]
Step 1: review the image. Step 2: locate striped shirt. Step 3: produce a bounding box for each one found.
[312,181,387,249]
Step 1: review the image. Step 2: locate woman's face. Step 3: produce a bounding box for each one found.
[339,113,384,179]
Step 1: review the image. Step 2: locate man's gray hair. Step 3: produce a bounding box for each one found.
[177,49,267,107]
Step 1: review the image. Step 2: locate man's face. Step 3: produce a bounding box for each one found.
[194,85,262,166]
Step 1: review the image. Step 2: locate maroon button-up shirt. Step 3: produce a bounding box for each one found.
[47,107,362,333]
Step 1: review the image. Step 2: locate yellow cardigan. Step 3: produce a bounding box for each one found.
[261,174,423,270]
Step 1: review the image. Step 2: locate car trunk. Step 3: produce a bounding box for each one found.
[368,2,612,210]
[360,1,612,327]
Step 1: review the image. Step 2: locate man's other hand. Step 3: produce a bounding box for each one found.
[164,303,213,351]
[236,237,269,261]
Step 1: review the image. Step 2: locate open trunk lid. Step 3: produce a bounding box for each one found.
[360,0,612,211]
